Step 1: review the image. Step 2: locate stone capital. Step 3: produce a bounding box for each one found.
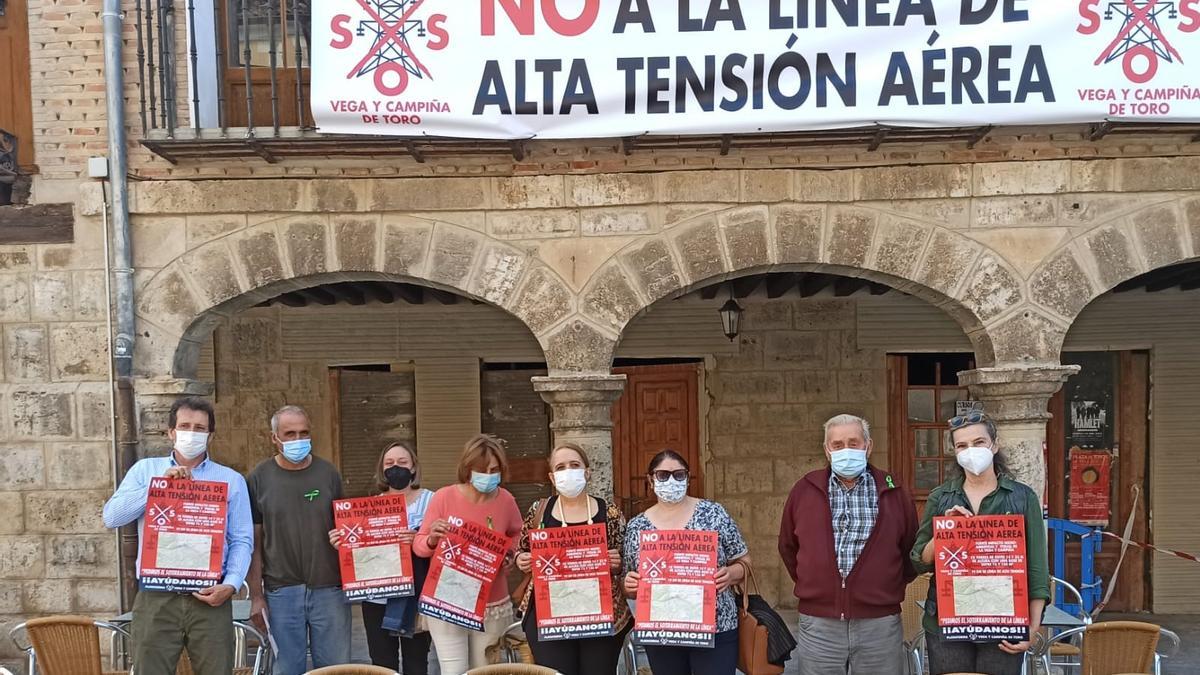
[957,365,1079,422]
[532,374,627,432]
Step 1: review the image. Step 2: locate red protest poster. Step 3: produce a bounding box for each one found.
[1069,448,1112,525]
[531,523,614,641]
[139,477,228,593]
[333,493,415,601]
[418,516,511,631]
[634,529,718,648]
[933,515,1030,642]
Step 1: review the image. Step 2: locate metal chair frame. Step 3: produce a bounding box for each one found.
[1040,623,1180,675]
[1039,575,1092,674]
[8,619,132,675]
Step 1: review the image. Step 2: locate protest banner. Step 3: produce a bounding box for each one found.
[333,493,415,601]
[139,477,228,593]
[933,514,1030,642]
[312,2,1200,138]
[1069,448,1113,526]
[530,522,614,641]
[634,529,718,648]
[418,516,511,631]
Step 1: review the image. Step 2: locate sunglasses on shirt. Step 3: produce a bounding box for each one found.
[650,469,689,482]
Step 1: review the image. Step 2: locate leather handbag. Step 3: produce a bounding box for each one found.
[735,562,789,675]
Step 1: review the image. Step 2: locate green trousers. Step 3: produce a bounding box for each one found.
[131,590,234,675]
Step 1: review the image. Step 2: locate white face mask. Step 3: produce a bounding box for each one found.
[553,468,587,498]
[653,477,689,504]
[174,430,209,460]
[956,446,995,476]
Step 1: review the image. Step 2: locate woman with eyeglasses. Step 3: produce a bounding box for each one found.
[622,449,750,675]
[513,442,631,675]
[911,411,1050,675]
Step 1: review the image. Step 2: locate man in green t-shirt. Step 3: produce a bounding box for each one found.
[246,405,349,675]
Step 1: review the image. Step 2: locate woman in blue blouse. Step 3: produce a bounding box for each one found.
[622,449,751,675]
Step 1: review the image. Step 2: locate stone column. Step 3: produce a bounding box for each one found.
[531,374,627,500]
[957,366,1079,500]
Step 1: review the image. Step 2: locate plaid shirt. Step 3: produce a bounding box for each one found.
[828,470,879,578]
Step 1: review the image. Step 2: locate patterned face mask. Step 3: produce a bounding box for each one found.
[653,476,688,504]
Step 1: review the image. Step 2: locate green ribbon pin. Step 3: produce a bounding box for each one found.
[886,475,896,489]
[304,489,320,502]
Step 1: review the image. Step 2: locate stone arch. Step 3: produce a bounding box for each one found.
[575,203,1029,368]
[1025,195,1200,354]
[134,213,577,378]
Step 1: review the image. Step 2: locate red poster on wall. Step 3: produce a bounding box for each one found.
[634,529,718,648]
[1069,448,1112,526]
[139,477,228,593]
[418,517,511,631]
[531,523,614,641]
[333,493,414,601]
[933,515,1030,642]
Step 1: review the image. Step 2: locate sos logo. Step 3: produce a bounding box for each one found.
[329,0,450,96]
[1077,0,1200,83]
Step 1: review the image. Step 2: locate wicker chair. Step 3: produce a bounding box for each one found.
[465,666,561,675]
[1043,620,1166,675]
[8,615,131,675]
[900,573,931,675]
[304,666,399,674]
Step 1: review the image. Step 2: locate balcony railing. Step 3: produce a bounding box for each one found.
[132,1,1200,165]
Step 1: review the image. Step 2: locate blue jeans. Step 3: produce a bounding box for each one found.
[265,585,352,675]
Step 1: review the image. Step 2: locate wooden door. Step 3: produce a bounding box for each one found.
[0,0,34,169]
[1047,351,1150,612]
[333,368,416,498]
[612,363,701,517]
[220,0,309,127]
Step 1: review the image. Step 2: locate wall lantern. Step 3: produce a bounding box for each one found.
[718,286,743,342]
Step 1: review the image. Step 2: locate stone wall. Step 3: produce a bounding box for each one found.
[701,298,890,607]
[0,214,118,671]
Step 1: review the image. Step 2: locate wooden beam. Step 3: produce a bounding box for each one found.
[404,140,425,163]
[325,283,367,305]
[1179,277,1200,292]
[699,284,723,300]
[719,135,733,156]
[297,287,338,305]
[798,274,832,297]
[393,285,425,304]
[276,293,308,308]
[731,276,762,299]
[0,203,73,244]
[427,288,459,305]
[833,277,865,297]
[363,283,395,304]
[765,273,796,299]
[867,282,892,295]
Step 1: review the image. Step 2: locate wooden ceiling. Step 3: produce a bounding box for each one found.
[1113,261,1200,293]
[255,281,474,308]
[697,272,891,300]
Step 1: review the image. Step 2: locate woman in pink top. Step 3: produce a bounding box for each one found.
[414,434,523,675]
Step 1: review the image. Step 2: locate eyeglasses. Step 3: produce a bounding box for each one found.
[948,411,986,429]
[651,469,689,482]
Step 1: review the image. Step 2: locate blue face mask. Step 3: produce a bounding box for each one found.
[829,448,868,479]
[470,470,501,494]
[280,438,312,464]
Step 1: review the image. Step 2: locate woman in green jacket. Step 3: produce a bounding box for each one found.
[911,411,1050,675]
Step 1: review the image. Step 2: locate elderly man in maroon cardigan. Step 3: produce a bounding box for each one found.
[778,414,918,675]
